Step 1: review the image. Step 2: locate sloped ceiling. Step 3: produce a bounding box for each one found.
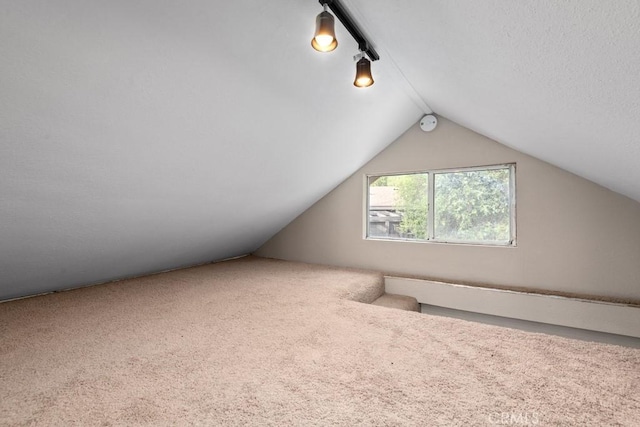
[350,0,640,202]
[0,1,424,299]
[1,1,639,300]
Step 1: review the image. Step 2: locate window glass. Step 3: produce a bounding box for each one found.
[366,165,515,246]
[368,173,427,239]
[434,169,511,243]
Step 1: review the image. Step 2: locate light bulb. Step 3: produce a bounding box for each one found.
[314,34,335,48]
[355,76,372,87]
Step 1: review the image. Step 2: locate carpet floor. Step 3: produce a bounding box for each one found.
[1,256,639,426]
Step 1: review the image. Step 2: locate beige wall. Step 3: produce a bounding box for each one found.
[256,118,640,300]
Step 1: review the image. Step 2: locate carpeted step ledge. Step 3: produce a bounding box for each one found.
[371,292,420,312]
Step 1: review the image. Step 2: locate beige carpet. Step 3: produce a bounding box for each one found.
[1,256,639,426]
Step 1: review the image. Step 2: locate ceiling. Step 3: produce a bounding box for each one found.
[351,0,640,202]
[1,1,638,299]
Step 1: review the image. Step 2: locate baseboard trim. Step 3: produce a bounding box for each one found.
[385,276,640,338]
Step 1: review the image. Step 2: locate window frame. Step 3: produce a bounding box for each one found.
[365,163,516,247]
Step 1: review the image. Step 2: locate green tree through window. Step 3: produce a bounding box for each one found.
[388,174,427,239]
[434,169,510,242]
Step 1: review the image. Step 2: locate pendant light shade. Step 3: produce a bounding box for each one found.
[354,57,374,87]
[311,10,338,52]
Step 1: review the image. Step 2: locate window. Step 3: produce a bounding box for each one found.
[366,164,515,245]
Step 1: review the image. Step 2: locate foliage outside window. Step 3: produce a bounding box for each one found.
[367,165,515,245]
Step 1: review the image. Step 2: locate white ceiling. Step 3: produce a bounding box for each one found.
[1,1,638,299]
[350,0,640,202]
[0,0,424,299]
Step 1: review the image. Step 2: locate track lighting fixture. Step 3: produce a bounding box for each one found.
[311,3,338,52]
[353,53,374,88]
[311,0,379,87]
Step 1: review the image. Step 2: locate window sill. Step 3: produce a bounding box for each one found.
[364,236,517,248]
